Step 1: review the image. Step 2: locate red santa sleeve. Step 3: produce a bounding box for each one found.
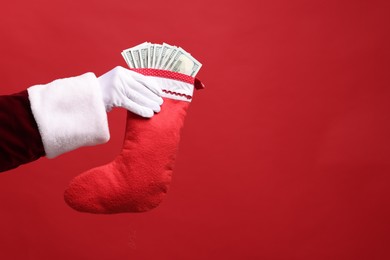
[0,73,110,172]
[0,90,45,172]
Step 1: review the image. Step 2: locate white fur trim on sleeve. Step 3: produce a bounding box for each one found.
[27,72,110,158]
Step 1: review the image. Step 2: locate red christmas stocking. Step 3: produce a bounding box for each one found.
[64,69,204,214]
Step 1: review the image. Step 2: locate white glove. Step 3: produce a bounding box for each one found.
[98,66,163,118]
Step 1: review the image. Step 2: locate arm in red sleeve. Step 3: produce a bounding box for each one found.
[1,73,110,173]
[0,90,45,172]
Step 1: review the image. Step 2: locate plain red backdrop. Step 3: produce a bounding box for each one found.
[1,0,390,259]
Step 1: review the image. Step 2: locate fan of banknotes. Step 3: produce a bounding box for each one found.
[121,42,202,77]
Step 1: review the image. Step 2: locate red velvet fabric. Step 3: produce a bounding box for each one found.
[0,91,45,172]
[64,98,189,213]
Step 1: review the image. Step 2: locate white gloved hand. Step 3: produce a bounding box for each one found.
[98,66,163,118]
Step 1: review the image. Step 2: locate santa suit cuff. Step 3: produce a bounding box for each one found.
[27,73,110,158]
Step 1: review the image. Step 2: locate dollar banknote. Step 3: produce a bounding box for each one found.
[148,44,154,68]
[122,42,202,76]
[132,49,142,68]
[153,44,163,68]
[160,43,177,69]
[134,42,150,68]
[168,47,201,77]
[156,44,170,69]
[122,50,136,68]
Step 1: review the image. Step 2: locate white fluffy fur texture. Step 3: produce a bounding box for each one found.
[27,72,110,158]
[149,76,194,102]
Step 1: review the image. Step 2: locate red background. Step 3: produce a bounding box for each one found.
[1,0,390,259]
